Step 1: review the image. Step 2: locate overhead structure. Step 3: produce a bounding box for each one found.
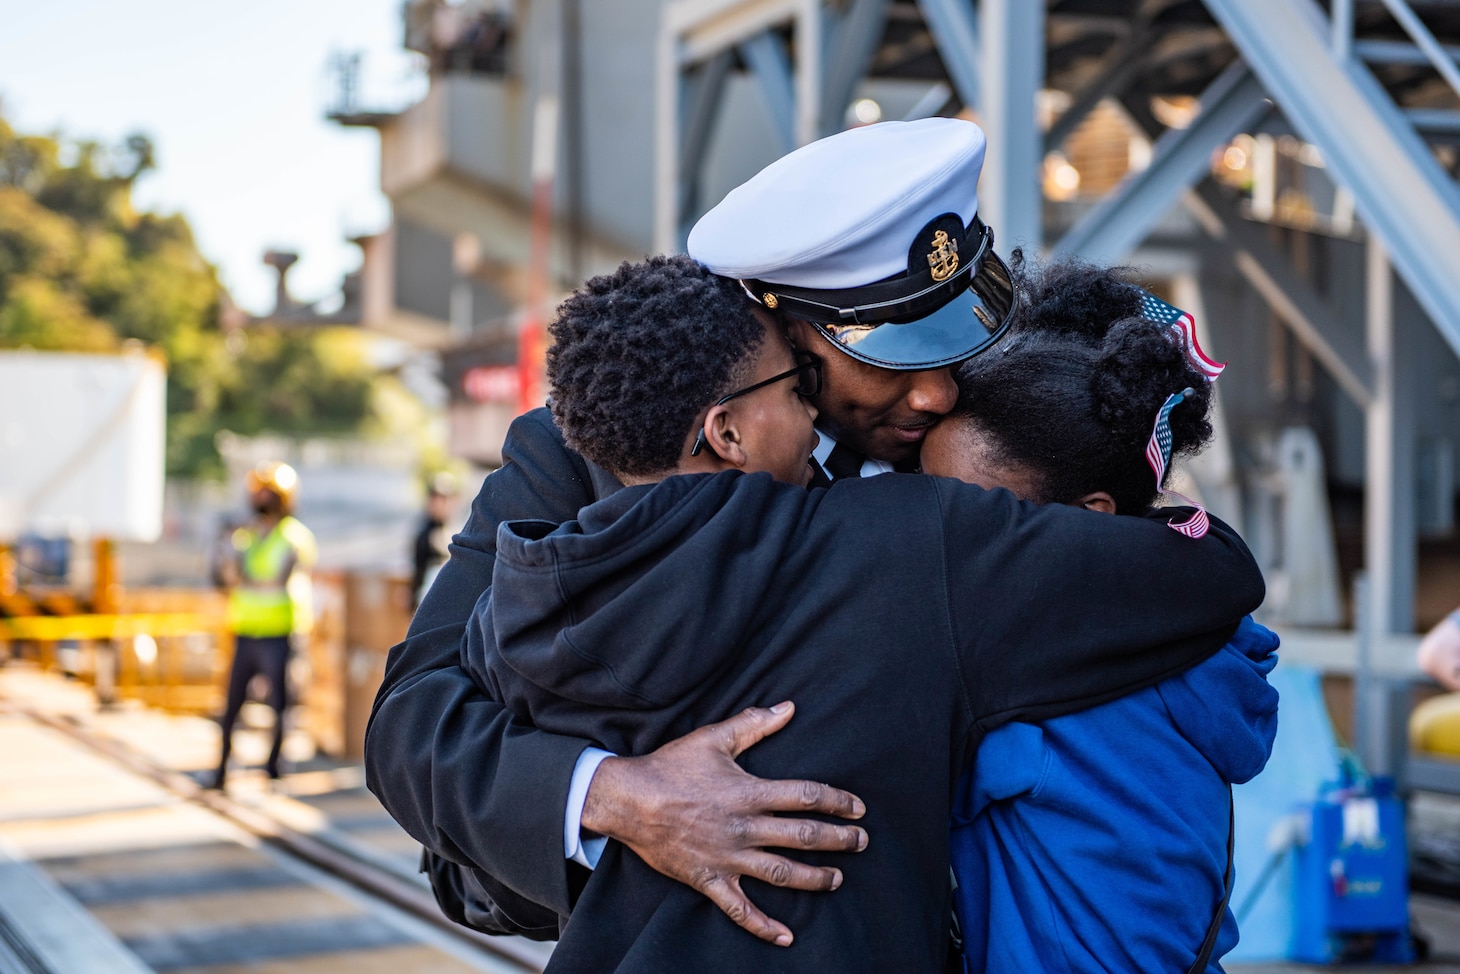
[656,0,1460,767]
[660,0,1460,352]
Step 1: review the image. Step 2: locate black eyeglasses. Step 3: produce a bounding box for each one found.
[690,351,823,457]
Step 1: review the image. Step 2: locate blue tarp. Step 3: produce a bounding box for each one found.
[1228,663,1346,962]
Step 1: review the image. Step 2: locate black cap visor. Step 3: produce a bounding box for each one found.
[807,243,1016,370]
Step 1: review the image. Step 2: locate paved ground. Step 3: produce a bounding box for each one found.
[0,662,552,973]
[2,660,1459,972]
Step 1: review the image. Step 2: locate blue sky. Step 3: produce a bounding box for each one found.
[0,0,417,314]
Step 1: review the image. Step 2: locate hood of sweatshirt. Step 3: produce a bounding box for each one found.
[484,470,815,713]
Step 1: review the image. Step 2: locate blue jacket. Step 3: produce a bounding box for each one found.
[952,616,1280,973]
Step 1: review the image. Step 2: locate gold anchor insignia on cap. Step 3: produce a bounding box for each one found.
[763,292,779,308]
[927,229,960,282]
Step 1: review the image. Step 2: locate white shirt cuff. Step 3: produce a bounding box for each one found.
[564,747,614,869]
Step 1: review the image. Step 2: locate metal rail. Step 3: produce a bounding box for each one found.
[1373,0,1460,101]
[13,706,548,974]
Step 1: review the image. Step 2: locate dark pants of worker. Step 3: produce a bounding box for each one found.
[216,634,290,782]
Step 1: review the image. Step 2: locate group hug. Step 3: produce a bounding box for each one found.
[366,117,1279,973]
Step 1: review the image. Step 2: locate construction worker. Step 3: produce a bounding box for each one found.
[410,471,459,612]
[211,461,317,788]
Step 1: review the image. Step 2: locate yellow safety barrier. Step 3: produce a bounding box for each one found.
[2,597,232,714]
[1,614,222,641]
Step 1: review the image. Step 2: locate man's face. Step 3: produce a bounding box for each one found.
[785,318,959,464]
[426,492,454,521]
[250,487,282,516]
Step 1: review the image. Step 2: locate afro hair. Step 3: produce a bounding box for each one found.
[950,252,1215,514]
[547,254,769,477]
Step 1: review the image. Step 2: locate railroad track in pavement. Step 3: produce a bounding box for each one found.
[0,697,551,974]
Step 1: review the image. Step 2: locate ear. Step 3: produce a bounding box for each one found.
[701,404,749,468]
[1077,491,1117,515]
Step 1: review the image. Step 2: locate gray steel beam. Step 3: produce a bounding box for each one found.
[1406,107,1460,132]
[1375,0,1460,100]
[670,0,805,66]
[1053,61,1268,265]
[1183,183,1376,408]
[820,0,892,135]
[1333,0,1353,57]
[678,51,734,221]
[915,0,980,111]
[1364,238,1419,645]
[904,82,953,120]
[1405,754,1460,793]
[739,31,799,153]
[1045,0,1170,152]
[980,0,1045,250]
[1353,38,1460,65]
[1202,0,1460,362]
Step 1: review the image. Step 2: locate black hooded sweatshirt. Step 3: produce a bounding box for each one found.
[464,468,1265,974]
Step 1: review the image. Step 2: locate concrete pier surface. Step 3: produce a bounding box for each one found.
[1,660,1458,972]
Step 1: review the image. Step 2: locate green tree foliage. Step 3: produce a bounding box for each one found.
[0,112,378,478]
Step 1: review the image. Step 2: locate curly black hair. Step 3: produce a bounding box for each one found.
[950,251,1215,514]
[547,254,770,477]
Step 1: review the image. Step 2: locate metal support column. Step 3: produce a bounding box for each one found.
[677,51,735,221]
[1360,238,1418,776]
[793,0,823,147]
[819,0,892,135]
[978,0,1044,250]
[1364,238,1397,672]
[1364,239,1418,639]
[915,0,980,112]
[656,0,821,251]
[739,33,798,152]
[654,12,682,252]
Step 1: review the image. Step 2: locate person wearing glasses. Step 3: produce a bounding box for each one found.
[368,118,1029,946]
[456,251,1263,972]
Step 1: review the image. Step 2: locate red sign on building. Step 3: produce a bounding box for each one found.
[462,365,521,404]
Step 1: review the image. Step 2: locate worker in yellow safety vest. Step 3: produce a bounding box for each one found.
[210,461,317,788]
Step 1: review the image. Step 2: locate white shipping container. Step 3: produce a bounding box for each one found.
[0,350,166,542]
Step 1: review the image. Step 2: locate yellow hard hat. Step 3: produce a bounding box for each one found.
[245,461,300,512]
[427,471,459,497]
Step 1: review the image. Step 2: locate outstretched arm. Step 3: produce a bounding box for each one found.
[937,479,1267,725]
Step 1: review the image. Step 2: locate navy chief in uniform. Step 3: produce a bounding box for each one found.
[363,118,1183,948]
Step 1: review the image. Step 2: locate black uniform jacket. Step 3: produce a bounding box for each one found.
[366,408,618,923]
[465,468,1266,973]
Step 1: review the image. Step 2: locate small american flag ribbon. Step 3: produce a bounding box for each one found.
[1146,387,1210,539]
[1140,293,1225,381]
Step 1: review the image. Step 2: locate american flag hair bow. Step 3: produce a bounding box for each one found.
[1146,387,1210,539]
[1140,293,1225,381]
